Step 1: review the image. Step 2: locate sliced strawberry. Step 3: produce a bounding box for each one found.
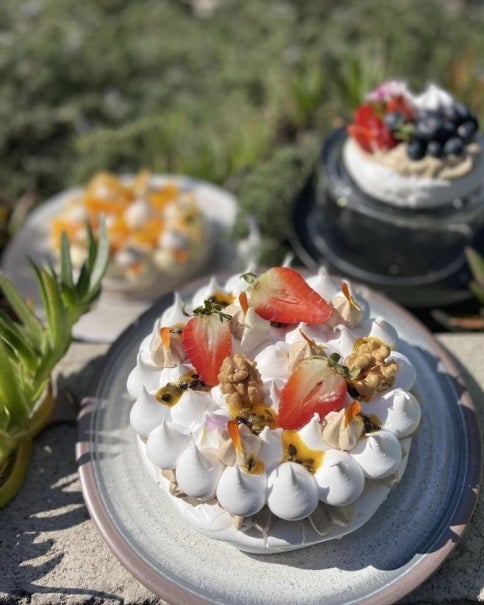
[182,312,231,386]
[385,94,415,121]
[347,104,396,153]
[248,267,332,324]
[278,357,347,430]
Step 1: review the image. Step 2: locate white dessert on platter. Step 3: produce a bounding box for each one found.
[128,266,421,553]
[343,81,483,208]
[50,171,211,297]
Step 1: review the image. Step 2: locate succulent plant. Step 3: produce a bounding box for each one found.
[432,247,484,331]
[0,220,108,507]
[465,246,484,306]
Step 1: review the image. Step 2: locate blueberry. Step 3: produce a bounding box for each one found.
[443,136,465,156]
[434,121,456,144]
[427,141,444,158]
[452,102,472,125]
[457,119,478,143]
[384,111,403,131]
[415,115,442,141]
[407,138,427,160]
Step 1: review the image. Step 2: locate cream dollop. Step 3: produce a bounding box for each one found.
[170,389,214,427]
[388,351,417,390]
[258,426,283,473]
[315,450,365,506]
[267,462,319,521]
[160,292,189,326]
[254,342,290,381]
[216,465,267,517]
[175,445,224,499]
[349,430,402,479]
[297,414,327,451]
[146,419,190,469]
[322,407,364,451]
[413,83,454,112]
[192,276,226,308]
[149,320,186,367]
[124,198,152,229]
[363,388,421,438]
[130,387,169,439]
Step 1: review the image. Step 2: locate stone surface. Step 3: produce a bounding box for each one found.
[0,334,482,604]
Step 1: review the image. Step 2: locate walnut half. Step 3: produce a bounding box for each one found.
[218,353,265,410]
[345,337,397,399]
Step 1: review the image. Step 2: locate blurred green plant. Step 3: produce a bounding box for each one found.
[0,220,108,507]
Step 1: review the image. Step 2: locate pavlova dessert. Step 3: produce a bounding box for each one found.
[50,171,210,297]
[344,80,482,207]
[128,266,421,553]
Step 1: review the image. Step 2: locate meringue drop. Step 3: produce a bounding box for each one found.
[160,291,188,326]
[130,386,170,439]
[305,268,340,300]
[175,445,224,499]
[192,275,226,308]
[258,426,283,472]
[363,388,421,438]
[216,465,267,517]
[388,351,417,390]
[297,414,327,451]
[170,389,214,427]
[349,430,402,479]
[315,450,365,506]
[146,419,190,469]
[368,317,399,347]
[267,462,319,521]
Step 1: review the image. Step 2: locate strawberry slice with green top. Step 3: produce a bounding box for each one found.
[182,300,232,387]
[247,267,332,324]
[278,356,347,430]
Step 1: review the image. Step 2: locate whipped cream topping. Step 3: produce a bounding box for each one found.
[343,137,484,208]
[128,267,421,550]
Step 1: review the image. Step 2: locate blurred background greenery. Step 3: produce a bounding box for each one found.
[0,0,483,262]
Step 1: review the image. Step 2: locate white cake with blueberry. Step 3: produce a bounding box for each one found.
[128,266,421,553]
[343,81,483,208]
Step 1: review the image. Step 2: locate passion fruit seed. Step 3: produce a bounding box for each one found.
[156,372,209,406]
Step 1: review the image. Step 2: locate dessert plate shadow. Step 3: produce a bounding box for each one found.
[76,277,481,605]
[1,175,238,343]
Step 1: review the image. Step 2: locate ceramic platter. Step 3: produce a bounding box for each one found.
[77,277,481,605]
[1,175,238,343]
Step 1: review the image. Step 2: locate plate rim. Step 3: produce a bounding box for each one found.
[76,276,482,605]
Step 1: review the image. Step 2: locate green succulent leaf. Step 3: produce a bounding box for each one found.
[0,310,38,372]
[0,220,108,502]
[0,274,44,350]
[0,340,29,427]
[60,231,74,290]
[465,247,484,305]
[88,217,109,295]
[466,246,484,285]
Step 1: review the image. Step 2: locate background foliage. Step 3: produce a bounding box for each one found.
[0,0,483,260]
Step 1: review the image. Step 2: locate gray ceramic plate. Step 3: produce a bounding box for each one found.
[77,281,481,605]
